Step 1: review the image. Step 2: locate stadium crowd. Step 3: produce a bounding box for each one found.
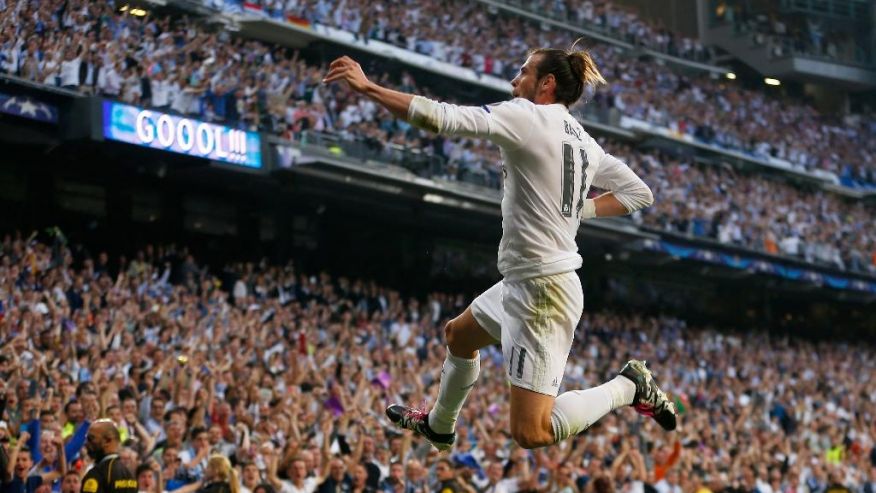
[712,0,871,66]
[601,141,876,274]
[0,232,874,493]
[262,0,876,184]
[1,0,875,188]
[240,0,710,62]
[463,0,711,62]
[0,0,874,272]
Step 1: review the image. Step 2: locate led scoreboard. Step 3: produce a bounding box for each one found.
[101,101,263,169]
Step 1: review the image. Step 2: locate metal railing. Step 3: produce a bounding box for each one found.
[298,131,503,190]
[780,0,872,20]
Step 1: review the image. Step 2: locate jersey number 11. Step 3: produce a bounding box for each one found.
[561,142,590,218]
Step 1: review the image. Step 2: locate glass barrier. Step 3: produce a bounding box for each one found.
[296,131,503,191]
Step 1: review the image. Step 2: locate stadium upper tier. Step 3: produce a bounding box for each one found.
[216,0,875,189]
[475,0,714,64]
[711,0,874,68]
[0,1,874,275]
[488,0,875,71]
[0,233,872,493]
[607,141,873,274]
[3,0,874,191]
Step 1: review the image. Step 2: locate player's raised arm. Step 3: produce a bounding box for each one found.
[322,56,532,148]
[580,153,654,220]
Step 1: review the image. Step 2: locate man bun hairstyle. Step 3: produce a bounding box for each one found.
[530,37,606,106]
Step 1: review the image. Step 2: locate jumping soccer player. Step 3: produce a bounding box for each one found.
[323,44,676,450]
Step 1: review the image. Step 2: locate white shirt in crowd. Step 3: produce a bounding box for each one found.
[151,77,171,107]
[754,479,774,493]
[1,46,18,74]
[653,479,682,493]
[171,87,193,114]
[620,480,645,493]
[233,279,247,300]
[780,235,801,256]
[122,73,142,103]
[279,478,317,493]
[59,56,81,87]
[482,478,519,493]
[98,65,122,95]
[40,55,60,85]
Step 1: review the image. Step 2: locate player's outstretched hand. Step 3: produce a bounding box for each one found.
[322,56,371,93]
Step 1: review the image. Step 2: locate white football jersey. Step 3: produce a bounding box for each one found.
[412,97,652,281]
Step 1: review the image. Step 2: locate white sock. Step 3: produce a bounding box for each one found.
[550,376,636,442]
[428,351,480,434]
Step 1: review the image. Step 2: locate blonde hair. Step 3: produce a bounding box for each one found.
[529,37,606,106]
[569,37,606,87]
[207,455,240,493]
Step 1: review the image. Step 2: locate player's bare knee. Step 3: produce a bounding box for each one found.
[510,418,553,449]
[444,319,459,349]
[443,319,454,344]
[444,319,468,356]
[511,428,550,449]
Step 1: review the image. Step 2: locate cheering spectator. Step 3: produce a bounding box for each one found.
[201,456,239,493]
[2,437,43,493]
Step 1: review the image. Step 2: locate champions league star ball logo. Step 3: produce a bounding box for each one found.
[0,94,58,124]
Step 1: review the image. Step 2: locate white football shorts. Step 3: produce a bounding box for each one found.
[470,271,583,396]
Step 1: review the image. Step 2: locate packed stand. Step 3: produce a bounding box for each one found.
[0,0,875,269]
[232,0,710,63]
[712,0,873,66]
[0,0,502,186]
[0,232,874,493]
[2,0,875,185]
[480,0,710,62]
[602,141,876,274]
[0,1,326,133]
[263,0,875,185]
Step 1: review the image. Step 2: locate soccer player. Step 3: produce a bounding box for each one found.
[323,44,676,450]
